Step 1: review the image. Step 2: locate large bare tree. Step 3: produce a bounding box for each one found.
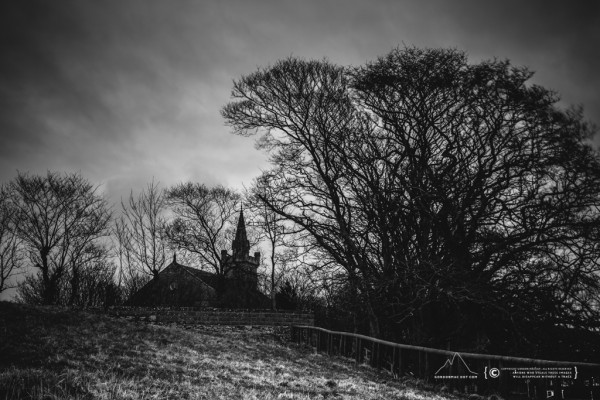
[7,171,111,305]
[164,183,240,277]
[222,47,600,355]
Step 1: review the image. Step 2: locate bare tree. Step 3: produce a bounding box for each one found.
[118,181,168,280]
[18,246,117,308]
[245,175,292,309]
[66,242,111,307]
[68,257,118,308]
[164,183,240,285]
[7,171,112,305]
[222,48,600,354]
[113,215,150,300]
[0,184,24,293]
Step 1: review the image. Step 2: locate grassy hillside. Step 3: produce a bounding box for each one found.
[0,302,459,400]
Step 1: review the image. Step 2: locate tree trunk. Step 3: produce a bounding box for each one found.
[39,248,54,305]
[271,245,276,310]
[368,313,381,338]
[365,299,381,338]
[69,267,80,307]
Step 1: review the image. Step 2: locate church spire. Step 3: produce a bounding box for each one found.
[232,206,250,258]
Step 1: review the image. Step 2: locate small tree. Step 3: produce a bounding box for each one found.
[245,175,292,309]
[113,215,150,300]
[64,243,114,307]
[0,184,24,293]
[18,249,117,308]
[118,181,169,280]
[70,258,118,308]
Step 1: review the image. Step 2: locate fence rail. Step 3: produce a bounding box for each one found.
[291,325,600,399]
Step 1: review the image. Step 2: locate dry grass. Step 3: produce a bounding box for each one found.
[0,302,460,400]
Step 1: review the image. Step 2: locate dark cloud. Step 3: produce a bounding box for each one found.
[0,0,598,197]
[0,0,257,192]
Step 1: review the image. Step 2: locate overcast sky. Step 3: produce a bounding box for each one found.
[0,1,599,301]
[1,0,599,203]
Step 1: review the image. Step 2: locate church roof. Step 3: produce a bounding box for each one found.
[165,257,220,289]
[126,257,218,307]
[179,265,221,289]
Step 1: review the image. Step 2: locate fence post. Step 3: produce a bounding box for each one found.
[345,335,349,356]
[398,348,405,376]
[316,330,320,352]
[304,327,308,345]
[422,351,428,382]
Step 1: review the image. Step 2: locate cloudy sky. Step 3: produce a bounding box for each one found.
[0,1,598,301]
[1,1,599,204]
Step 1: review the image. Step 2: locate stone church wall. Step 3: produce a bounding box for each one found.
[110,306,314,326]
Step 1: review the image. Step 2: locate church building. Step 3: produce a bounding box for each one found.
[127,209,268,308]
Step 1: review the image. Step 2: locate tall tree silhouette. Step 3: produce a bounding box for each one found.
[222,47,600,353]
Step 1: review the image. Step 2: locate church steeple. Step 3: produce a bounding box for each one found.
[223,205,260,293]
[232,207,250,258]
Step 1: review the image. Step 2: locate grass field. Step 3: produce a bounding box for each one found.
[0,302,460,400]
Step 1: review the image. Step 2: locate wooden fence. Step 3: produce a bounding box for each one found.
[291,325,600,399]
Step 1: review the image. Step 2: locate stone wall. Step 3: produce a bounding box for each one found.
[110,306,314,326]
